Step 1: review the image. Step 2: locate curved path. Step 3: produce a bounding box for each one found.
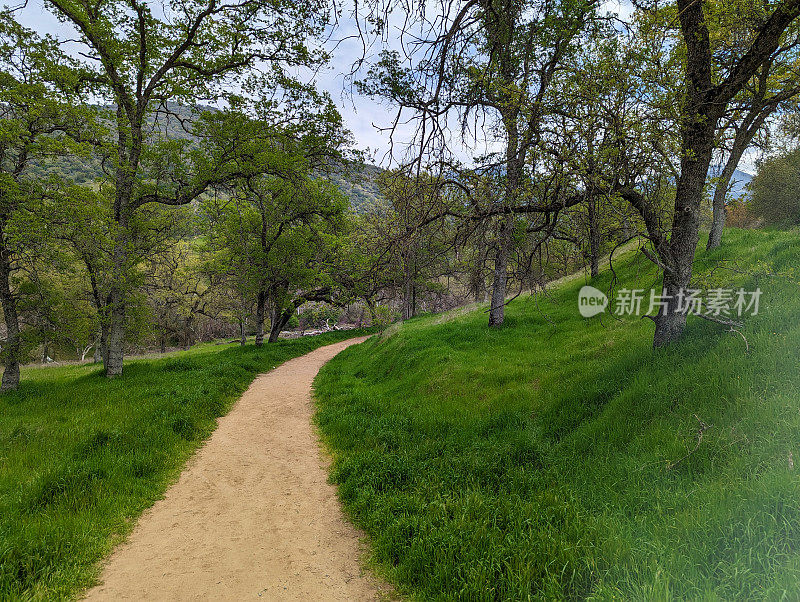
[85,337,387,601]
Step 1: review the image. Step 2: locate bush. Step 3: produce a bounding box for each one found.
[371,304,399,331]
[749,147,800,225]
[726,198,762,229]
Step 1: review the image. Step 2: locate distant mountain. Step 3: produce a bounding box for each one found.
[30,103,387,210]
[709,168,752,202]
[728,169,753,201]
[322,162,385,212]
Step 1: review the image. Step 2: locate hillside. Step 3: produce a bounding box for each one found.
[29,104,386,210]
[322,161,384,212]
[314,228,800,599]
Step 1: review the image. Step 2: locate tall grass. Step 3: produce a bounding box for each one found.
[314,229,800,600]
[0,330,368,600]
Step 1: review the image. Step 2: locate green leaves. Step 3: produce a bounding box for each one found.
[45,0,331,110]
[749,147,800,225]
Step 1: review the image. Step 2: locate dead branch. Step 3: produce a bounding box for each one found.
[668,414,712,470]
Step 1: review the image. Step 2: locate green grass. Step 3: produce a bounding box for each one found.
[314,228,800,600]
[0,329,370,600]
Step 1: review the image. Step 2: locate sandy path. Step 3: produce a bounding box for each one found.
[84,337,387,601]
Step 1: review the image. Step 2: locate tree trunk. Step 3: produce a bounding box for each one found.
[363,297,376,326]
[653,118,716,347]
[0,226,20,391]
[239,317,246,346]
[707,111,766,250]
[401,268,413,321]
[104,206,133,376]
[254,289,267,346]
[488,214,513,327]
[707,165,733,251]
[183,316,194,351]
[400,242,414,321]
[104,105,141,378]
[587,194,600,278]
[652,0,726,348]
[104,292,125,376]
[105,226,128,376]
[268,307,292,343]
[489,102,522,328]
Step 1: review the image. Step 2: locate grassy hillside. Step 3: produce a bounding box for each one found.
[0,330,370,600]
[314,228,800,600]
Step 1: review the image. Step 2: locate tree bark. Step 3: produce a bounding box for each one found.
[489,98,523,327]
[0,224,20,391]
[104,221,129,377]
[707,110,768,250]
[104,107,139,377]
[488,214,513,327]
[104,291,126,376]
[268,307,292,343]
[401,248,414,321]
[707,163,735,251]
[651,0,718,347]
[587,194,600,278]
[254,289,267,346]
[183,315,194,350]
[653,118,716,347]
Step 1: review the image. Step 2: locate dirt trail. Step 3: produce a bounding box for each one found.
[84,337,388,601]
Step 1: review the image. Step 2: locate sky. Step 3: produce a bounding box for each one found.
[13,0,758,174]
[15,1,413,166]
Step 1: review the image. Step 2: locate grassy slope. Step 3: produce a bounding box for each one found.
[314,229,800,600]
[0,330,369,600]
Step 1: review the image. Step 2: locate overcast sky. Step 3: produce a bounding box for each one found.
[14,1,757,174]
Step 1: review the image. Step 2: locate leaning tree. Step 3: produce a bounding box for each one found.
[706,9,800,249]
[629,0,800,346]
